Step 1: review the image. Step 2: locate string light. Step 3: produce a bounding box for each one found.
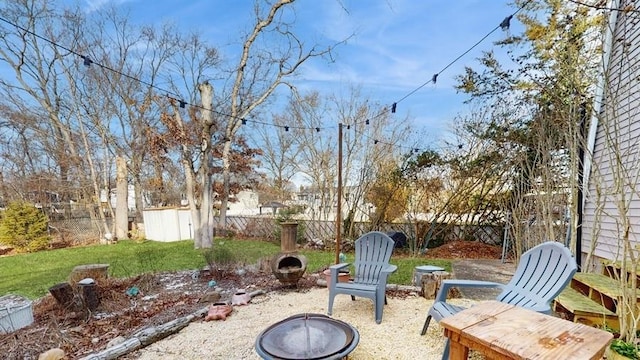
[499,15,512,31]
[392,0,531,107]
[346,0,532,130]
[82,55,92,67]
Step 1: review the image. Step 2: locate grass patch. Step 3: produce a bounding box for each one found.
[0,238,451,299]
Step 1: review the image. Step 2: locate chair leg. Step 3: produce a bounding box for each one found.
[375,290,386,324]
[420,315,432,335]
[440,338,450,360]
[327,292,335,316]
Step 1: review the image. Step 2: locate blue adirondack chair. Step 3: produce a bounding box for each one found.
[421,241,577,359]
[327,231,397,324]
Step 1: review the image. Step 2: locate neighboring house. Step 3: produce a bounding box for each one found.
[293,186,371,222]
[101,185,136,212]
[582,0,640,270]
[226,190,261,216]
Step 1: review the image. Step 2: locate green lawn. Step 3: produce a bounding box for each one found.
[0,239,451,299]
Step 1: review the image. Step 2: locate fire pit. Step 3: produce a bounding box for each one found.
[255,313,359,360]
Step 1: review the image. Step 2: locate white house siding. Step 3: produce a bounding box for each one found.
[583,1,640,268]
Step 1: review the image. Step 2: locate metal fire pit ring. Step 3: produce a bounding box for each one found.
[255,313,359,360]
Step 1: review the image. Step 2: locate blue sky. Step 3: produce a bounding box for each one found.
[83,0,521,142]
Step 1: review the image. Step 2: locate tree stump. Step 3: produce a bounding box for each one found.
[49,282,81,311]
[69,264,110,285]
[79,279,100,311]
[421,271,452,299]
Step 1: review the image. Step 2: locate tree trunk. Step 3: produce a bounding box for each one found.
[219,138,232,228]
[193,82,215,248]
[115,156,129,240]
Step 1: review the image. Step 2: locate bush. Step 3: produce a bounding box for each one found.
[201,244,237,274]
[0,201,51,252]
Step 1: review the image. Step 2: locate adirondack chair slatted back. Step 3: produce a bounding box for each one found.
[353,232,395,285]
[497,241,576,311]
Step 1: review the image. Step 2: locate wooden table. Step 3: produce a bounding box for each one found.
[439,301,613,360]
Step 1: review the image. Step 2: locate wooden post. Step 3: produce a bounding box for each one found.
[335,123,343,264]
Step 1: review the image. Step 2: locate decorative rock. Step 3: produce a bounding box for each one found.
[198,291,221,304]
[231,290,251,306]
[125,286,140,297]
[38,348,65,360]
[204,303,233,321]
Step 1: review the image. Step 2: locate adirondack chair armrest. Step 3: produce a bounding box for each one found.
[382,264,397,274]
[376,264,398,290]
[435,279,504,302]
[329,263,350,272]
[328,263,350,283]
[523,303,552,314]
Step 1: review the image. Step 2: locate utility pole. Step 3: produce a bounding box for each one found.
[336,123,343,264]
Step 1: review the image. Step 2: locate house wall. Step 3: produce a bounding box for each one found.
[583,0,640,269]
[227,190,260,216]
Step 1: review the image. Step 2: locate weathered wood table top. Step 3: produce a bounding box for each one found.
[439,301,613,360]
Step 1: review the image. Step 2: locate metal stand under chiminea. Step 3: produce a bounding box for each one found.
[271,222,307,285]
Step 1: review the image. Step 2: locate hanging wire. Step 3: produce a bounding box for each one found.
[0,16,183,99]
[393,0,532,108]
[0,0,534,145]
[348,0,532,129]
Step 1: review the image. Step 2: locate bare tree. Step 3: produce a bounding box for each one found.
[215,0,347,227]
[252,112,301,201]
[159,0,347,248]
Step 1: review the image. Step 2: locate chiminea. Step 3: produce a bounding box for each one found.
[271,222,307,285]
